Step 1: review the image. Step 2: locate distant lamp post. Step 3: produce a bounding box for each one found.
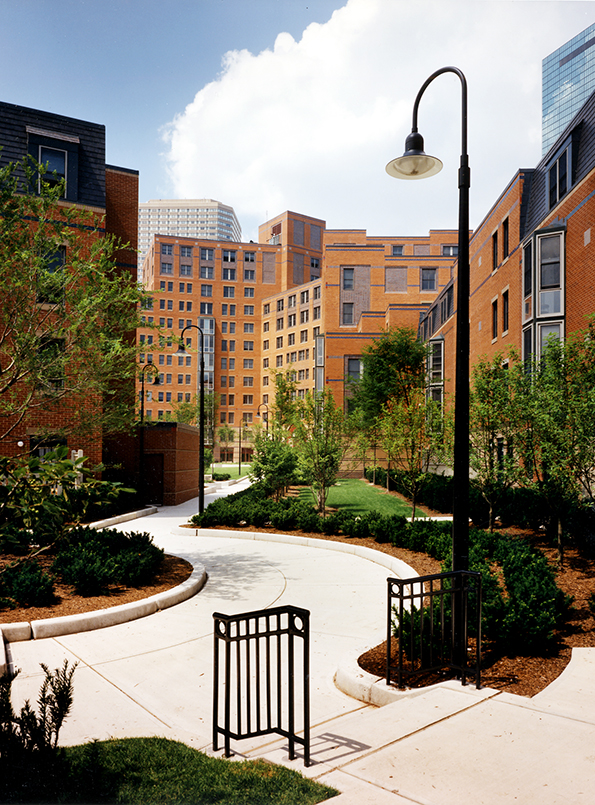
[238,417,248,477]
[257,403,269,431]
[174,325,205,514]
[139,361,160,502]
[386,66,470,574]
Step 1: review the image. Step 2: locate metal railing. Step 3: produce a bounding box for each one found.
[387,570,481,689]
[213,605,310,766]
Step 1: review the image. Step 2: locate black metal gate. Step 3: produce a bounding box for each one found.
[213,605,310,766]
[387,570,482,689]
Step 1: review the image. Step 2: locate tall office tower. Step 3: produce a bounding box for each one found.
[542,22,595,155]
[138,199,241,274]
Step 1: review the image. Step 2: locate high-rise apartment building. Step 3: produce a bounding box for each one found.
[542,22,595,154]
[138,199,241,272]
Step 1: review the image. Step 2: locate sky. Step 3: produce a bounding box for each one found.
[1,0,594,241]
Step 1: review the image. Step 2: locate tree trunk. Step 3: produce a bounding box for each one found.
[557,515,564,567]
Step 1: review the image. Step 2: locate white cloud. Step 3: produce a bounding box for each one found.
[164,0,595,240]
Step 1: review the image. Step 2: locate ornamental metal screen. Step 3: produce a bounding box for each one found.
[213,605,310,766]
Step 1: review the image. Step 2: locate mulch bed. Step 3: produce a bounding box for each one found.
[0,554,193,624]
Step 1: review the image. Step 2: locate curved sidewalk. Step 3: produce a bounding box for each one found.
[4,487,595,804]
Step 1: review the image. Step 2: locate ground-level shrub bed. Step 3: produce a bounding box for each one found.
[0,527,164,606]
[193,483,571,654]
[1,737,338,804]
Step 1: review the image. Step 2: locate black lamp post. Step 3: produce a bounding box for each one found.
[257,403,269,431]
[386,66,470,574]
[138,361,160,502]
[175,325,205,514]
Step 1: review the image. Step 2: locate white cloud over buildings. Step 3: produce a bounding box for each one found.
[163,0,595,239]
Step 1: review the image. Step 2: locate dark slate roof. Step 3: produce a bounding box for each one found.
[522,89,595,237]
[0,101,106,208]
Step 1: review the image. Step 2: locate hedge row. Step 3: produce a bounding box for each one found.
[0,526,164,607]
[192,482,570,651]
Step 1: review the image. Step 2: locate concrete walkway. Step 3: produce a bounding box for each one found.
[4,483,595,804]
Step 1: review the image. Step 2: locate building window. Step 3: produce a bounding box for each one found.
[492,299,498,340]
[243,377,254,387]
[200,303,213,315]
[313,306,321,320]
[421,268,436,291]
[244,305,254,315]
[243,395,253,405]
[288,313,296,328]
[539,322,562,355]
[300,309,309,324]
[243,359,253,369]
[392,245,404,256]
[311,257,320,270]
[180,246,192,257]
[276,318,284,331]
[244,287,255,298]
[342,303,354,325]
[492,231,498,272]
[300,330,308,343]
[538,233,562,316]
[502,290,509,333]
[180,264,192,276]
[201,285,212,297]
[161,262,173,275]
[276,336,283,349]
[263,340,269,350]
[288,333,295,346]
[263,303,270,315]
[223,250,236,262]
[313,286,321,300]
[223,286,235,298]
[222,268,236,281]
[277,299,284,312]
[502,218,509,259]
[343,268,354,290]
[244,323,254,333]
[161,244,173,255]
[244,251,255,262]
[276,355,283,367]
[263,321,269,333]
[288,294,296,308]
[200,266,214,279]
[300,290,309,305]
[441,245,458,256]
[201,248,214,260]
[548,147,569,209]
[244,341,254,351]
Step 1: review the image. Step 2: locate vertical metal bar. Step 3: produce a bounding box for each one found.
[386,580,392,685]
[246,618,252,734]
[276,617,282,731]
[224,625,231,758]
[303,610,311,767]
[266,615,272,731]
[288,615,295,760]
[255,621,262,734]
[213,618,220,751]
[398,586,404,687]
[236,623,242,738]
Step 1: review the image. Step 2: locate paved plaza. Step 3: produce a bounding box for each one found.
[4,480,595,804]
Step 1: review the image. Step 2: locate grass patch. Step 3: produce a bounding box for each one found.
[4,737,338,804]
[211,463,252,480]
[298,478,427,519]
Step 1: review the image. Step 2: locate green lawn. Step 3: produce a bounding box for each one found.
[5,737,337,804]
[298,477,427,519]
[211,462,252,480]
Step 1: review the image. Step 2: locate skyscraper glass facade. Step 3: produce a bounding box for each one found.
[542,23,595,155]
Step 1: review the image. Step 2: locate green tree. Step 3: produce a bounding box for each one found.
[292,389,348,515]
[250,427,297,500]
[0,157,146,443]
[469,353,523,531]
[515,332,595,564]
[169,391,219,444]
[269,367,298,429]
[378,386,447,522]
[350,327,426,430]
[217,424,235,460]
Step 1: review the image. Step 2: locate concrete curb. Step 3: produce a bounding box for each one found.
[0,564,207,673]
[88,506,158,530]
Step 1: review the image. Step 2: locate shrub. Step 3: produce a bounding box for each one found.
[212,472,231,481]
[0,560,55,607]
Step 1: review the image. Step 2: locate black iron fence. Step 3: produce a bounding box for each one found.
[213,605,310,766]
[387,570,481,689]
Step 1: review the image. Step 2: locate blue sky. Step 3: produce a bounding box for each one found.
[2,0,594,240]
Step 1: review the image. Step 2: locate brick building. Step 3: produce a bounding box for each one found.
[419,88,595,403]
[0,102,138,465]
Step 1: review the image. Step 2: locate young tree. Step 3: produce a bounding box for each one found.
[0,157,146,444]
[378,386,447,522]
[469,353,523,531]
[292,388,348,515]
[269,367,298,430]
[250,426,297,500]
[217,424,235,461]
[169,391,219,444]
[350,326,426,430]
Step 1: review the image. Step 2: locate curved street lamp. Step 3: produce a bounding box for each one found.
[257,402,269,431]
[386,66,470,575]
[138,361,160,502]
[175,324,205,514]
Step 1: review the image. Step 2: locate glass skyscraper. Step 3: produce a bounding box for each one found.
[542,23,595,155]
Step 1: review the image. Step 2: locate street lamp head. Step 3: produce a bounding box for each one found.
[173,341,187,357]
[385,130,443,180]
